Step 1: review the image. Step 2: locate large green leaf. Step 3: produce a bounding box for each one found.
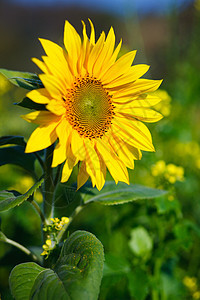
[9,263,46,300]
[81,182,167,205]
[0,177,44,212]
[0,145,36,174]
[0,135,26,147]
[9,231,104,300]
[0,68,43,90]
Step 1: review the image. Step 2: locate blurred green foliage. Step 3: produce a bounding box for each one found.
[1,4,200,299]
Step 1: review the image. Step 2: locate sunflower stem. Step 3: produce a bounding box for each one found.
[28,198,46,225]
[54,164,62,187]
[56,204,84,243]
[43,144,55,230]
[34,151,45,172]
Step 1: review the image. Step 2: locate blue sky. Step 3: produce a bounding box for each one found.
[9,0,194,16]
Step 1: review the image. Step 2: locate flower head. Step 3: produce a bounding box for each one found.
[24,20,163,190]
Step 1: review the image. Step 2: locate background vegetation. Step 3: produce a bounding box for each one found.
[0,0,200,299]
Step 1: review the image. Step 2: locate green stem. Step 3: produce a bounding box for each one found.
[57,204,84,243]
[43,144,55,222]
[3,237,38,262]
[54,164,62,187]
[34,151,45,171]
[151,257,162,300]
[28,198,46,224]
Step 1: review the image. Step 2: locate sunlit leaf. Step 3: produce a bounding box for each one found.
[81,182,167,205]
[0,177,44,212]
[0,68,43,90]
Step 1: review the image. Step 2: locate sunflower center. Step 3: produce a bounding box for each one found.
[65,77,114,139]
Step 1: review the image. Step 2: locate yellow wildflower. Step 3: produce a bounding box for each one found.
[41,238,52,256]
[151,89,171,117]
[151,160,166,176]
[23,20,163,191]
[193,291,200,299]
[151,160,184,184]
[61,217,69,224]
[183,276,197,291]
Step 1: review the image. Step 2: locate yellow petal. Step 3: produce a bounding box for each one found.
[64,20,81,75]
[77,161,89,190]
[113,93,162,106]
[113,79,163,99]
[39,74,64,98]
[46,99,66,116]
[25,122,58,153]
[32,57,49,74]
[99,39,122,78]
[81,21,90,68]
[39,38,73,83]
[112,118,154,152]
[96,139,129,184]
[87,32,105,75]
[93,27,115,78]
[52,119,71,168]
[77,21,88,76]
[89,19,95,45]
[39,38,66,64]
[104,64,150,89]
[61,148,78,182]
[116,107,163,123]
[100,50,136,84]
[71,130,86,161]
[22,111,60,125]
[42,56,71,89]
[84,139,105,190]
[26,88,51,104]
[108,135,135,169]
[131,94,162,107]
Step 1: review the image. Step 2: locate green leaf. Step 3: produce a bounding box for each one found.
[81,182,167,205]
[9,263,46,300]
[15,97,47,110]
[0,145,36,174]
[0,177,44,212]
[0,68,43,90]
[103,254,130,276]
[9,231,104,300]
[127,268,149,300]
[0,231,7,241]
[129,226,153,259]
[0,135,26,147]
[154,196,181,215]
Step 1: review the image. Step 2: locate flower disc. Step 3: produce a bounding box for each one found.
[65,77,114,139]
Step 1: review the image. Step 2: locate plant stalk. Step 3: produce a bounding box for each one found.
[43,144,55,222]
[4,238,38,262]
[57,204,84,243]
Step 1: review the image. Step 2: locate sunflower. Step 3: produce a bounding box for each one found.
[23,20,163,191]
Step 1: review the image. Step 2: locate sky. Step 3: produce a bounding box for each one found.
[8,0,194,16]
